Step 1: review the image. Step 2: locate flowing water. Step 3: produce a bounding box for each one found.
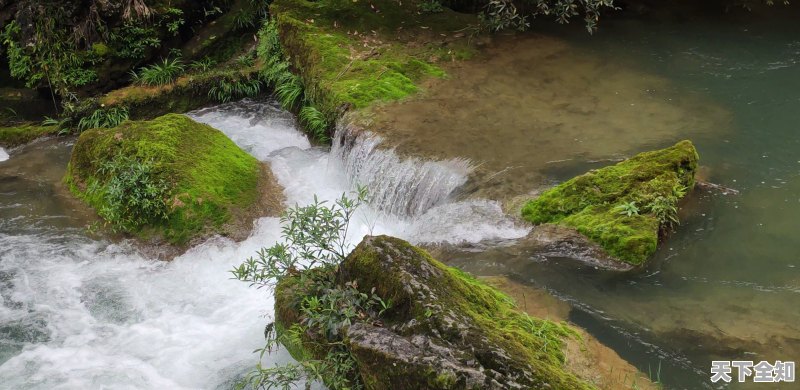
[2,6,800,390]
[0,100,526,389]
[369,7,800,390]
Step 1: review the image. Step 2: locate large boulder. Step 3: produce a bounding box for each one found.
[275,235,597,389]
[66,113,282,246]
[521,140,699,266]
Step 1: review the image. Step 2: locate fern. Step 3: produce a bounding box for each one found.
[299,106,329,142]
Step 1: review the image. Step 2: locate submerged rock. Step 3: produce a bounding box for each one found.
[521,140,699,266]
[66,114,282,248]
[276,235,599,389]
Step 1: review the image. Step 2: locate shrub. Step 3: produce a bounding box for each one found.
[92,155,170,233]
[232,188,388,389]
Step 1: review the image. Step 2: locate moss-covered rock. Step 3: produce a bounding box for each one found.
[66,113,281,246]
[276,235,597,389]
[521,140,699,265]
[0,123,59,148]
[269,0,477,119]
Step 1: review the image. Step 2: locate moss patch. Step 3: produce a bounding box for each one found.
[0,124,59,148]
[522,140,699,265]
[270,0,477,117]
[66,114,263,245]
[276,235,596,389]
[99,68,260,120]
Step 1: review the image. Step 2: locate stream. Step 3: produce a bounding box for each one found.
[0,100,524,389]
[1,6,800,390]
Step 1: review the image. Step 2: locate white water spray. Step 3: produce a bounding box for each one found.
[0,99,527,389]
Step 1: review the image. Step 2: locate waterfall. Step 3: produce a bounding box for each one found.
[0,100,527,389]
[331,124,472,217]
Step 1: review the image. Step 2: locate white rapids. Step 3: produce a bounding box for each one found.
[0,99,528,389]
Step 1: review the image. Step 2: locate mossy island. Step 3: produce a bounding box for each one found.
[66,114,283,249]
[522,140,699,266]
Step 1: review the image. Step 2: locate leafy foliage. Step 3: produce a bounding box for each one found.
[233,188,368,288]
[78,106,129,131]
[299,106,330,142]
[208,76,263,103]
[189,57,217,73]
[479,0,616,33]
[92,155,170,233]
[132,58,186,86]
[232,188,388,389]
[616,201,639,216]
[236,53,256,68]
[256,20,331,141]
[109,23,162,60]
[418,0,445,13]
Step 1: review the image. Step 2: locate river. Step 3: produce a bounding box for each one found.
[2,5,800,389]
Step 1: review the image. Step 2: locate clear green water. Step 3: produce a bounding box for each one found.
[440,8,800,389]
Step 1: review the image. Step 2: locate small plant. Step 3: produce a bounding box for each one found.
[648,196,679,230]
[616,201,639,217]
[299,106,330,142]
[78,106,129,131]
[232,188,387,389]
[236,53,256,68]
[93,155,170,233]
[42,116,74,134]
[418,0,445,13]
[208,76,263,103]
[233,8,258,31]
[189,57,216,73]
[133,57,185,86]
[275,75,304,110]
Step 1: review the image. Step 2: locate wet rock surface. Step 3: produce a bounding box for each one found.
[277,235,597,389]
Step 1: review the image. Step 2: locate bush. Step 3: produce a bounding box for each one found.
[93,155,170,233]
[232,187,389,389]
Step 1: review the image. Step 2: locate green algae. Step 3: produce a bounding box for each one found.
[522,140,699,265]
[66,114,261,245]
[0,124,59,148]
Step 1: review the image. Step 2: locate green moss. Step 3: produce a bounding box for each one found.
[269,0,476,117]
[276,236,596,389]
[0,124,59,148]
[91,43,111,57]
[522,140,699,265]
[99,68,260,120]
[66,114,260,244]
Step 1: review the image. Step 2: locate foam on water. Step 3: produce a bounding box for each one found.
[0,99,527,389]
[0,147,8,162]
